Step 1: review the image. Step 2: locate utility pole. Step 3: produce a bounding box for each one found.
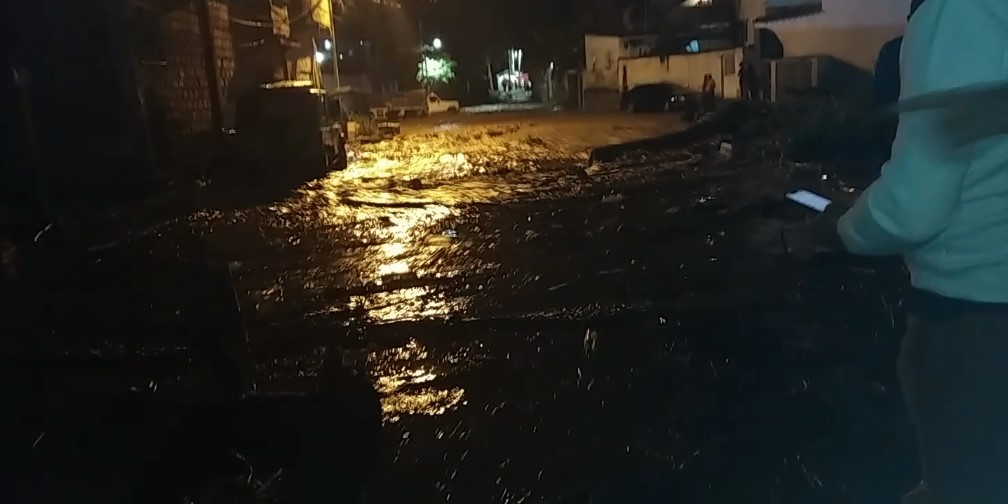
[643,0,649,33]
[419,17,426,89]
[329,0,340,88]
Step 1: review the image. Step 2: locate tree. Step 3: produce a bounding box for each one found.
[416,45,457,88]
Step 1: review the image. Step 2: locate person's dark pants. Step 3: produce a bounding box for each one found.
[702,93,716,114]
[899,289,1008,503]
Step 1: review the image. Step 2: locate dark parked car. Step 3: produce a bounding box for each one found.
[620,83,695,113]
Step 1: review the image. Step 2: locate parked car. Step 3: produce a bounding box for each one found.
[381,89,428,116]
[425,92,460,114]
[380,90,460,116]
[620,83,695,113]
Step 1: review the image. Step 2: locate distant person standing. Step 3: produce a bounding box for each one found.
[738,62,749,99]
[742,61,762,101]
[741,45,766,102]
[701,74,717,113]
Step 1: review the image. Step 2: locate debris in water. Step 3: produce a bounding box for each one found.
[585,164,604,176]
[33,223,54,243]
[584,328,598,356]
[718,142,733,159]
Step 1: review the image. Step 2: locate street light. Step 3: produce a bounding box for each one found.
[432,37,443,50]
[315,51,326,63]
[323,39,333,51]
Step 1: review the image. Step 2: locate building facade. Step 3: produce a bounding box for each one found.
[581,0,746,110]
[755,0,908,71]
[7,0,339,220]
[591,0,913,105]
[133,0,337,179]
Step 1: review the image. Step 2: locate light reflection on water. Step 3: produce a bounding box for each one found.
[349,286,470,323]
[306,172,475,322]
[274,172,472,321]
[376,261,411,277]
[370,340,465,422]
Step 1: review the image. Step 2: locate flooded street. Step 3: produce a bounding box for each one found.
[69,112,918,502]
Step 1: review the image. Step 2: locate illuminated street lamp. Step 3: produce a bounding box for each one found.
[315,51,326,63]
[432,37,443,50]
[323,39,333,51]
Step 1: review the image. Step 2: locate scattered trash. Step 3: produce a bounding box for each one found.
[33,223,54,243]
[718,142,733,159]
[583,328,598,356]
[443,229,459,238]
[547,283,568,291]
[601,193,625,204]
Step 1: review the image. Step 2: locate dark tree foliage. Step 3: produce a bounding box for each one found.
[403,0,652,73]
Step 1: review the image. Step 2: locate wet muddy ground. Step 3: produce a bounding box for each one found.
[9,112,920,502]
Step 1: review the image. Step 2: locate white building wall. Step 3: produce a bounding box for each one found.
[621,48,744,98]
[583,35,621,89]
[759,0,908,70]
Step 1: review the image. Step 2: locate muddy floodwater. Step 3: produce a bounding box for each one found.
[13,112,920,503]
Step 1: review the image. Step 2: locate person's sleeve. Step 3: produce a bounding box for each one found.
[837,0,987,256]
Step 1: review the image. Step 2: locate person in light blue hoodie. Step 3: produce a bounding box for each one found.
[835,0,1008,501]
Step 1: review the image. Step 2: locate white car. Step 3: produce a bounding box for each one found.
[425,92,460,114]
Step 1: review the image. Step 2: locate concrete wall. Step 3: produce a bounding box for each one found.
[765,25,903,71]
[131,0,239,184]
[620,48,744,98]
[584,35,621,89]
[739,0,767,20]
[143,0,234,134]
[758,0,907,71]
